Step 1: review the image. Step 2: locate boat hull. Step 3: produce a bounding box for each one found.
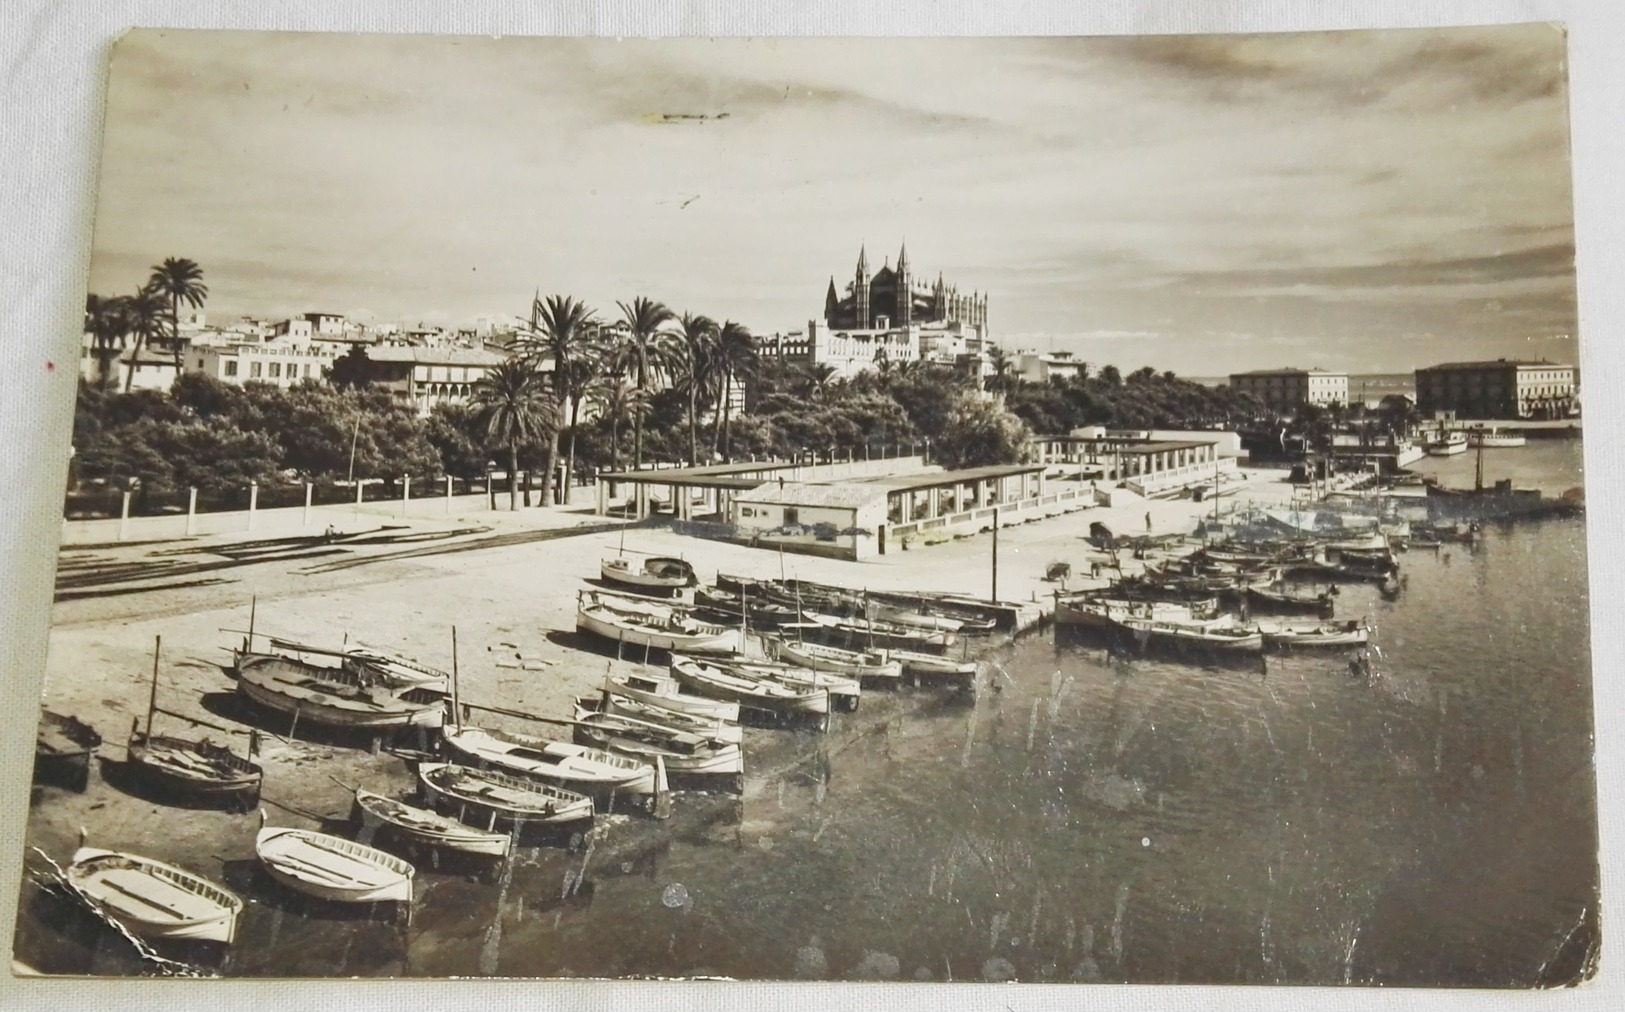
[601,558,693,593]
[577,605,739,654]
[354,790,512,858]
[256,828,414,905]
[670,657,831,717]
[68,848,241,945]
[237,655,445,731]
[770,640,902,683]
[417,762,595,828]
[442,727,661,812]
[126,734,262,802]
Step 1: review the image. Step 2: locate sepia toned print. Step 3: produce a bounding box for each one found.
[13,28,1596,985]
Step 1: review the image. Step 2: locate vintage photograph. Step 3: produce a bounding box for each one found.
[11,27,1596,985]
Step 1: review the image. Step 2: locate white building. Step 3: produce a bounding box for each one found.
[1015,350,1084,384]
[270,318,314,341]
[190,340,341,388]
[1229,368,1349,411]
[303,312,347,336]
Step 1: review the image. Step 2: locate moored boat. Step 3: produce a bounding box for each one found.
[1113,616,1264,653]
[669,653,832,720]
[67,839,243,945]
[767,637,903,684]
[1426,431,1469,456]
[1245,583,1337,617]
[577,589,740,654]
[880,648,978,682]
[700,653,862,713]
[352,788,512,858]
[255,814,414,910]
[600,555,697,594]
[568,710,744,781]
[35,710,101,791]
[605,671,741,723]
[1255,618,1372,648]
[417,761,595,829]
[129,636,263,804]
[442,725,666,814]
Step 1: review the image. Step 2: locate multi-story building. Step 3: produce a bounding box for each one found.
[191,340,342,388]
[360,344,508,415]
[270,317,314,341]
[302,312,348,336]
[1015,350,1084,384]
[1228,368,1348,411]
[1414,359,1578,419]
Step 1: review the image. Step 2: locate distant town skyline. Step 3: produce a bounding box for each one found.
[88,28,1579,375]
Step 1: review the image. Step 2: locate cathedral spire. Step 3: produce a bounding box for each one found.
[856,244,869,277]
[897,242,909,274]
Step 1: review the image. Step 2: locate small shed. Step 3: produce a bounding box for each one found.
[731,481,891,560]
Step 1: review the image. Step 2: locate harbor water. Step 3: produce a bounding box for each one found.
[16,441,1596,985]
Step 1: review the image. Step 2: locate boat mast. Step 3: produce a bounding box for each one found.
[246,595,257,655]
[1474,431,1485,491]
[450,626,462,733]
[145,635,161,736]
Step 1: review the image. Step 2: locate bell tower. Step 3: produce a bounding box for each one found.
[854,245,871,328]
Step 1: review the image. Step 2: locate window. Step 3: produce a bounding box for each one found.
[784,508,800,526]
[269,362,282,378]
[249,361,262,378]
[224,360,238,377]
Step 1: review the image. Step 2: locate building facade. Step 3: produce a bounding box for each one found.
[1414,359,1579,419]
[191,341,341,389]
[1229,368,1349,411]
[360,345,508,415]
[1015,350,1084,384]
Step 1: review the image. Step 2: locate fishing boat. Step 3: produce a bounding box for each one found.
[1056,596,1225,630]
[1469,427,1527,448]
[1255,618,1372,649]
[767,638,903,683]
[692,585,798,628]
[129,636,263,804]
[1425,431,1469,456]
[605,670,741,722]
[352,788,512,858]
[600,555,697,594]
[700,653,862,713]
[1112,616,1264,653]
[67,838,243,945]
[568,710,744,780]
[35,710,101,791]
[577,589,740,654]
[576,693,744,746]
[669,653,831,719]
[865,602,963,634]
[441,725,666,814]
[255,813,415,910]
[879,648,978,682]
[865,590,1003,633]
[234,634,449,733]
[1245,583,1337,618]
[417,761,595,829]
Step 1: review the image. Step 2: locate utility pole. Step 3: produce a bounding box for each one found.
[991,505,999,601]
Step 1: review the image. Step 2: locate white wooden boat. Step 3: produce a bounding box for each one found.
[577,692,744,746]
[1425,431,1469,456]
[867,602,963,634]
[577,590,740,654]
[601,555,696,593]
[67,843,242,944]
[881,648,978,680]
[417,762,594,828]
[1057,596,1227,630]
[695,654,861,712]
[769,638,903,682]
[442,725,663,811]
[236,652,447,731]
[1255,618,1372,648]
[569,711,744,778]
[669,654,831,717]
[605,671,741,722]
[353,788,512,858]
[1114,616,1264,653]
[255,816,414,907]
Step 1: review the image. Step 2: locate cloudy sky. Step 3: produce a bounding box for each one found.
[88,27,1578,375]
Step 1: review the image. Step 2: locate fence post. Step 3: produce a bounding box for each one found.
[118,490,131,542]
[185,487,197,536]
[303,482,313,527]
[445,475,453,514]
[247,481,259,532]
[355,479,364,519]
[402,473,411,516]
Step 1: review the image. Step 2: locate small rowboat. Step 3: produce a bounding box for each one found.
[867,602,963,634]
[881,648,978,681]
[442,725,665,814]
[708,655,862,713]
[577,590,740,654]
[1115,617,1264,653]
[569,711,744,779]
[601,555,697,594]
[577,693,744,746]
[236,653,447,731]
[606,671,741,723]
[256,814,414,908]
[353,788,512,858]
[68,841,242,944]
[1256,618,1372,649]
[127,726,262,805]
[418,762,594,829]
[35,710,101,791]
[670,654,831,719]
[769,638,903,683]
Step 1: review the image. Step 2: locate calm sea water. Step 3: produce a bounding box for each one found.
[20,442,1595,985]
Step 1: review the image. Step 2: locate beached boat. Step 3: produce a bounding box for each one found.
[236,652,448,732]
[67,841,243,945]
[35,710,101,791]
[605,671,741,723]
[669,653,832,719]
[768,638,903,683]
[442,725,665,813]
[1254,618,1371,648]
[577,589,740,654]
[1057,596,1226,630]
[417,761,595,829]
[866,602,963,634]
[1113,616,1264,653]
[352,788,512,858]
[865,590,1005,633]
[256,814,414,908]
[880,648,978,682]
[568,710,744,780]
[576,693,743,746]
[692,585,799,628]
[1426,431,1469,456]
[130,636,263,803]
[600,555,697,594]
[700,654,862,713]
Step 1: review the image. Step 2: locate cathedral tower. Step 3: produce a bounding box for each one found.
[854,245,871,329]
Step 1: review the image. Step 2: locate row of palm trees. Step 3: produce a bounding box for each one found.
[469,293,760,510]
[83,258,209,391]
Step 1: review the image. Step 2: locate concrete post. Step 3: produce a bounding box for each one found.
[446,475,454,514]
[355,479,364,518]
[303,482,313,527]
[402,473,410,516]
[248,481,259,532]
[118,490,131,542]
[185,487,197,536]
[597,478,608,516]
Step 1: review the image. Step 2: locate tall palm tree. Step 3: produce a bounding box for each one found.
[673,312,719,466]
[468,358,558,511]
[122,286,167,393]
[84,293,130,388]
[799,362,837,402]
[586,371,645,474]
[614,296,677,468]
[986,344,1013,394]
[515,294,599,505]
[709,320,757,461]
[146,257,208,374]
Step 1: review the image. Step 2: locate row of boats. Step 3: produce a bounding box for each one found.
[32,566,1021,957]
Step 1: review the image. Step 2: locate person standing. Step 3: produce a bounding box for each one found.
[1145,511,1152,533]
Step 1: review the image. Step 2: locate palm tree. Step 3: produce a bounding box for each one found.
[84,293,130,388]
[673,312,719,466]
[586,371,646,474]
[986,344,1013,394]
[613,297,677,469]
[468,358,558,511]
[121,286,167,393]
[799,362,837,402]
[709,321,757,461]
[515,294,599,505]
[146,257,208,374]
